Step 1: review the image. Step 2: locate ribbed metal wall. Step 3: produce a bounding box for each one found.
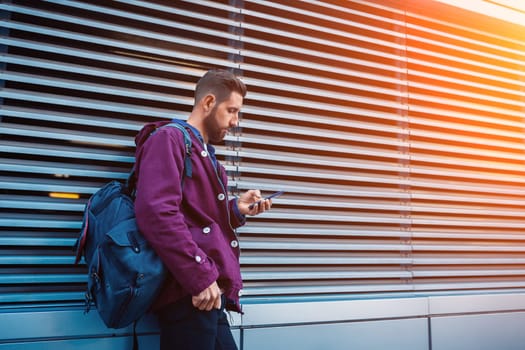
[1,0,525,308]
[402,2,525,295]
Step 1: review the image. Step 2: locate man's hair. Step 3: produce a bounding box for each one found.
[194,69,247,106]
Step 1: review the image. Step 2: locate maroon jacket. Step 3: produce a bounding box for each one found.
[134,120,245,312]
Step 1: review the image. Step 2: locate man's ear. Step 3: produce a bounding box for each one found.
[202,94,216,114]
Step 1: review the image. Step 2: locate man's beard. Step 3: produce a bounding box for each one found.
[205,106,226,145]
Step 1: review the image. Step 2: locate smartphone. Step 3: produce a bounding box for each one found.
[248,190,284,209]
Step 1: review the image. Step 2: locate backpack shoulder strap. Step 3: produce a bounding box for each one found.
[127,122,193,194]
[160,122,193,178]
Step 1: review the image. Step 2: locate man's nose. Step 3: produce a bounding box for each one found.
[230,113,239,127]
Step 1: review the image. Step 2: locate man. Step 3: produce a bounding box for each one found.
[134,69,271,349]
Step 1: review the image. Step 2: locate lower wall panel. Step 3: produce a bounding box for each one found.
[243,318,428,350]
[431,312,525,350]
[0,335,157,350]
[2,293,525,350]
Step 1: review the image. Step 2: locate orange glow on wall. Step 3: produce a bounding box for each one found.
[436,0,525,29]
[49,192,80,200]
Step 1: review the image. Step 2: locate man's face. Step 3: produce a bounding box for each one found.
[205,91,243,144]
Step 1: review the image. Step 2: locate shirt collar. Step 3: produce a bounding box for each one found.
[172,118,217,161]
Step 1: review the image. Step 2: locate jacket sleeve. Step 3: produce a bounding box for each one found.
[134,128,219,296]
[229,198,246,229]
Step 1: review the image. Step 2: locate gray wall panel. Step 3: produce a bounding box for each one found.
[243,318,428,350]
[431,312,525,350]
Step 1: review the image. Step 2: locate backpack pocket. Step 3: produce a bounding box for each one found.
[87,218,166,328]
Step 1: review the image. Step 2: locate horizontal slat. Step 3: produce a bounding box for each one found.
[0,177,102,194]
[244,280,525,296]
[198,0,408,60]
[0,212,81,225]
[0,141,134,163]
[0,54,190,90]
[0,89,176,118]
[408,81,525,108]
[241,119,407,142]
[243,104,407,125]
[0,8,239,55]
[238,224,411,238]
[405,9,525,54]
[242,256,525,266]
[410,218,525,228]
[241,29,405,71]
[238,143,404,168]
[0,36,203,78]
[412,281,525,292]
[409,69,525,100]
[409,92,524,119]
[411,192,525,206]
[240,256,412,265]
[410,121,525,148]
[412,244,525,252]
[0,167,233,187]
[0,256,75,265]
[242,0,405,40]
[410,116,525,139]
[242,284,414,296]
[239,62,408,94]
[407,43,525,79]
[44,0,241,41]
[241,241,411,252]
[0,292,83,303]
[0,124,133,147]
[0,71,185,104]
[240,223,525,241]
[243,268,525,280]
[413,269,525,277]
[0,274,85,284]
[244,76,405,104]
[410,142,525,163]
[269,199,525,217]
[238,164,410,185]
[0,158,128,178]
[254,210,411,224]
[410,166,525,185]
[0,105,143,130]
[409,178,525,196]
[0,235,76,247]
[245,90,406,113]
[0,196,84,212]
[242,270,412,280]
[240,150,406,171]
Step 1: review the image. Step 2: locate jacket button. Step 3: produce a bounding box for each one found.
[230,240,239,248]
[201,150,208,157]
[217,193,225,201]
[195,255,202,263]
[203,227,211,235]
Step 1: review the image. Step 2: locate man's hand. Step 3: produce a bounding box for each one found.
[192,281,222,311]
[238,189,272,216]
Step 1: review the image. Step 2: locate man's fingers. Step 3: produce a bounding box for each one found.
[214,294,222,310]
[193,294,214,311]
[202,294,220,311]
[191,295,203,309]
[192,284,222,311]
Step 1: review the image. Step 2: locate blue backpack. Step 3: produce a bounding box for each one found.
[74,123,192,330]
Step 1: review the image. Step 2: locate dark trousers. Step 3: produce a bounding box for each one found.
[157,296,238,350]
